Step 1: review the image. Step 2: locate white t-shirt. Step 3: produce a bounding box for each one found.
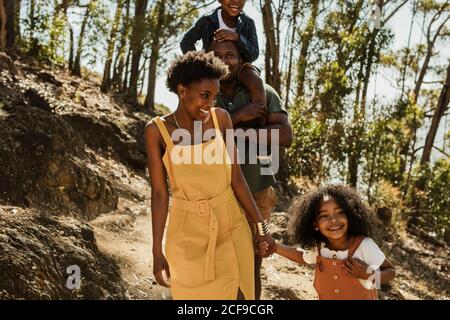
[218,9,237,32]
[298,237,386,289]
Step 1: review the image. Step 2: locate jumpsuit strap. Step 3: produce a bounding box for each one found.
[348,236,365,258]
[211,108,222,138]
[153,117,174,150]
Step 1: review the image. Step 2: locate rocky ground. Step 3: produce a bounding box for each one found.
[0,52,448,300]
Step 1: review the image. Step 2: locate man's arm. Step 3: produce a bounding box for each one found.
[233,111,292,148]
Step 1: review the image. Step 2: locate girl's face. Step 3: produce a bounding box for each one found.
[178,78,220,123]
[219,0,245,18]
[314,199,348,242]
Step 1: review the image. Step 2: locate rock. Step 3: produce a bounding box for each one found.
[0,105,118,219]
[0,208,126,299]
[37,71,63,87]
[0,51,20,76]
[25,88,52,112]
[376,207,392,225]
[62,113,146,169]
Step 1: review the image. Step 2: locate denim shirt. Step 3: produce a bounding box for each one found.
[180,7,259,62]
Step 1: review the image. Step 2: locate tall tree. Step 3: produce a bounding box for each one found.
[260,0,288,93]
[296,0,319,98]
[420,63,450,165]
[101,0,124,92]
[0,0,17,51]
[73,1,98,76]
[144,0,167,111]
[112,0,131,91]
[128,0,149,102]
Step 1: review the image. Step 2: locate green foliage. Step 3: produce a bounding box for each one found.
[408,159,450,243]
[370,180,406,230]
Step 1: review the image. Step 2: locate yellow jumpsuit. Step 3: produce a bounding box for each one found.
[153,108,255,300]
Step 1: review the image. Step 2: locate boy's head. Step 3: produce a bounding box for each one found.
[207,40,242,83]
[287,185,371,249]
[219,0,246,18]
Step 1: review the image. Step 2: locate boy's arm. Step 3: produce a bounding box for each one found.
[236,19,259,62]
[239,65,267,108]
[180,18,204,54]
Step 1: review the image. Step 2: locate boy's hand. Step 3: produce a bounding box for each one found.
[237,102,267,123]
[343,257,373,280]
[214,29,239,42]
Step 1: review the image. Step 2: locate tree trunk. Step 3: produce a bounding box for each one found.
[144,0,167,112]
[0,0,16,51]
[15,0,20,41]
[296,0,319,98]
[73,1,94,76]
[261,0,280,93]
[420,63,450,165]
[128,0,149,102]
[101,0,123,93]
[113,0,131,92]
[123,45,132,92]
[68,22,74,71]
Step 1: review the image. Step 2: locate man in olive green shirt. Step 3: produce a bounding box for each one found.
[208,40,293,299]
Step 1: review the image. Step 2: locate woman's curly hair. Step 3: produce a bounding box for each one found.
[166,50,229,93]
[287,185,372,249]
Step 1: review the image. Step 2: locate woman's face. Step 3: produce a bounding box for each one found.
[314,199,349,242]
[219,0,246,18]
[178,78,220,123]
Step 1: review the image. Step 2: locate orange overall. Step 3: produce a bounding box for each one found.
[314,236,378,300]
[153,108,255,300]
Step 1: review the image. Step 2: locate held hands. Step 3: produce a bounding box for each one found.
[343,257,373,280]
[256,234,276,258]
[153,252,171,287]
[214,29,239,42]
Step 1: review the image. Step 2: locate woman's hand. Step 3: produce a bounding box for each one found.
[256,233,275,258]
[153,252,171,287]
[343,257,373,280]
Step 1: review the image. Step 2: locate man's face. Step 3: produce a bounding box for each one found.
[208,40,242,83]
[219,0,246,18]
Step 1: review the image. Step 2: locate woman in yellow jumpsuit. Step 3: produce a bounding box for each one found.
[144,51,275,300]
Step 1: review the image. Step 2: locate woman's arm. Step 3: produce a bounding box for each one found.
[144,121,171,287]
[217,109,275,255]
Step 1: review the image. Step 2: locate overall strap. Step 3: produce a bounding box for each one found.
[153,117,174,149]
[316,242,324,272]
[211,108,222,138]
[348,236,365,258]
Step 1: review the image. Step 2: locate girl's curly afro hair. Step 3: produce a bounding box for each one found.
[287,185,372,249]
[166,50,229,93]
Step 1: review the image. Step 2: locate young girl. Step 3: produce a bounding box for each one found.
[259,185,396,300]
[145,51,274,300]
[180,0,267,126]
